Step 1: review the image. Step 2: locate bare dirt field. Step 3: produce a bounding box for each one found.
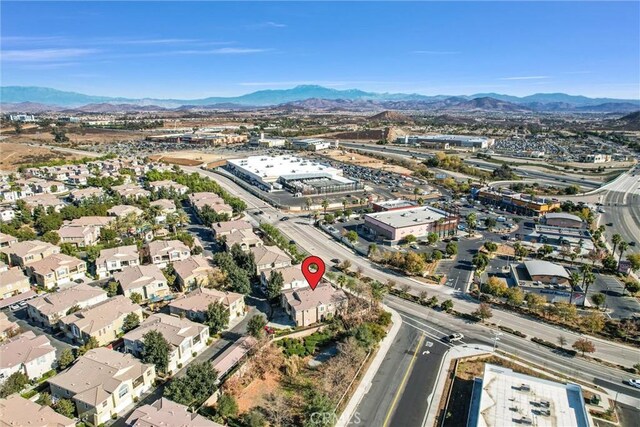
[0,142,84,171]
[4,128,144,146]
[234,371,281,414]
[149,150,237,165]
[318,149,415,175]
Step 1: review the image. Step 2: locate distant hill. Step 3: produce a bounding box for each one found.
[575,103,640,113]
[2,85,638,111]
[610,110,640,131]
[1,101,65,113]
[61,103,168,113]
[368,110,412,122]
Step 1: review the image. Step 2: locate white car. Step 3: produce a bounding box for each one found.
[627,379,640,389]
[445,333,464,342]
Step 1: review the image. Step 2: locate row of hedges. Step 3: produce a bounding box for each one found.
[531,337,577,357]
[499,326,527,338]
[278,329,334,357]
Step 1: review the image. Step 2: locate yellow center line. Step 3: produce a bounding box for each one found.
[382,333,425,427]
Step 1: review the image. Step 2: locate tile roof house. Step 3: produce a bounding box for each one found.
[95,245,140,279]
[260,265,307,293]
[0,232,18,248]
[250,245,292,275]
[123,314,209,374]
[113,265,169,301]
[0,240,60,268]
[225,228,264,252]
[48,348,156,426]
[26,253,87,289]
[169,287,246,323]
[0,312,19,341]
[22,194,66,213]
[145,239,191,268]
[211,219,252,238]
[149,199,176,212]
[0,394,75,427]
[189,192,233,216]
[0,331,56,383]
[0,208,15,223]
[107,205,145,218]
[112,184,151,200]
[57,224,100,247]
[172,255,217,291]
[70,187,105,202]
[0,267,30,301]
[59,296,142,346]
[281,282,348,327]
[26,283,108,329]
[148,180,189,195]
[66,216,114,229]
[125,398,223,427]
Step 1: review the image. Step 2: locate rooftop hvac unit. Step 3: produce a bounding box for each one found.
[519,384,531,392]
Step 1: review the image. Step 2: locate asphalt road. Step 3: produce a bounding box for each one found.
[599,170,640,246]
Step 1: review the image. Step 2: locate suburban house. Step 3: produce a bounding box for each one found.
[26,283,108,329]
[260,265,307,292]
[107,205,145,218]
[172,255,217,291]
[148,180,189,195]
[0,232,18,248]
[0,208,15,223]
[22,194,66,213]
[0,267,30,300]
[123,313,209,374]
[145,240,191,268]
[48,348,156,426]
[95,245,140,279]
[66,216,115,229]
[281,282,348,327]
[250,245,292,275]
[0,240,60,267]
[70,187,105,202]
[125,398,223,427]
[225,228,263,252]
[0,395,75,427]
[0,331,56,383]
[189,192,233,216]
[26,253,87,289]
[169,288,246,323]
[57,224,100,247]
[112,183,151,200]
[34,180,66,194]
[0,312,19,341]
[211,219,252,239]
[149,199,176,223]
[59,296,142,346]
[113,265,169,301]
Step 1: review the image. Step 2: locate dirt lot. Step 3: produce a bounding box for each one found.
[4,127,144,147]
[149,150,236,165]
[318,149,415,175]
[234,371,281,413]
[0,142,84,171]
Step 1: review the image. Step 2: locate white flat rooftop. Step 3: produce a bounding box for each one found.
[227,155,352,183]
[365,206,446,228]
[473,364,589,427]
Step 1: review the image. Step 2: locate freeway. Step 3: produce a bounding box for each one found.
[339,142,601,189]
[184,165,640,368]
[598,170,640,245]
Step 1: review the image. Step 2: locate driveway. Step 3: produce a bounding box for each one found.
[4,307,75,357]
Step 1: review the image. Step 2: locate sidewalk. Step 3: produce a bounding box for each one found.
[336,304,402,427]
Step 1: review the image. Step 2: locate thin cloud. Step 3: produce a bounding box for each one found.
[125,47,273,58]
[18,62,81,70]
[499,76,551,80]
[1,48,97,62]
[412,50,460,55]
[248,21,287,29]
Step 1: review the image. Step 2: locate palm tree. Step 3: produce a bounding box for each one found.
[305,197,312,211]
[618,241,629,264]
[176,210,189,229]
[569,271,581,304]
[336,275,347,289]
[611,233,622,255]
[582,271,596,307]
[321,199,329,214]
[413,187,421,201]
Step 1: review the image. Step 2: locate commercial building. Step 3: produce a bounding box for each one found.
[281,283,348,327]
[250,132,287,148]
[226,155,361,194]
[579,154,611,163]
[0,395,75,427]
[123,314,208,374]
[59,296,142,346]
[169,288,246,323]
[126,398,223,427]
[472,187,561,217]
[363,206,459,242]
[26,283,108,329]
[542,213,585,229]
[291,138,332,151]
[372,199,417,212]
[49,348,156,426]
[398,134,494,149]
[519,225,594,255]
[468,364,590,427]
[510,261,581,305]
[0,331,56,383]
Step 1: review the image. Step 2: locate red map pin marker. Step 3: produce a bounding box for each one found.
[301,256,325,291]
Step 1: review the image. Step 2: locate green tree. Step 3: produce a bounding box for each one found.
[611,233,622,255]
[617,241,629,264]
[321,199,329,213]
[445,242,458,256]
[403,234,417,244]
[130,292,143,304]
[465,213,477,234]
[602,254,618,272]
[626,253,640,273]
[53,399,75,418]
[36,392,52,407]
[266,270,284,301]
[581,311,605,333]
[525,292,546,313]
[78,336,99,356]
[122,312,141,332]
[473,303,493,322]
[164,362,218,408]
[427,232,439,245]
[345,230,358,245]
[591,293,606,309]
[0,372,29,397]
[247,314,267,339]
[483,241,498,253]
[440,299,454,312]
[106,281,119,297]
[624,280,640,295]
[324,213,335,223]
[403,251,426,274]
[142,330,171,374]
[505,288,524,307]
[205,302,230,334]
[58,348,75,370]
[484,217,497,231]
[41,230,60,244]
[472,253,490,271]
[303,390,335,427]
[217,392,239,420]
[552,302,577,323]
[241,408,267,427]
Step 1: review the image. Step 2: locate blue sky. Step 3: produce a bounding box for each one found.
[2,1,639,99]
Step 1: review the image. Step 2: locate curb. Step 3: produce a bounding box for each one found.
[336,304,403,427]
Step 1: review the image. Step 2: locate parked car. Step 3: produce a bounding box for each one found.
[626,379,640,389]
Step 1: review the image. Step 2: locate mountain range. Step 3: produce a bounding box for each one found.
[1,85,639,113]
